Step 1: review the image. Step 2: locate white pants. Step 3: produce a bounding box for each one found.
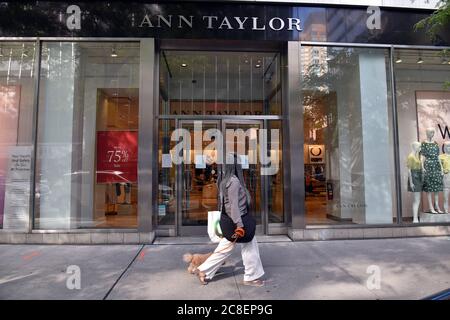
[197,237,265,282]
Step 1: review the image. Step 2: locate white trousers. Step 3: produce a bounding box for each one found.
[197,237,265,282]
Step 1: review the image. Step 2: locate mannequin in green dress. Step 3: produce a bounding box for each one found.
[421,127,444,214]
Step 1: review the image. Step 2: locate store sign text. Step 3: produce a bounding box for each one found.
[136,15,303,31]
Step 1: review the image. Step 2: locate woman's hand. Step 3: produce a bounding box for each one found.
[232,227,245,239]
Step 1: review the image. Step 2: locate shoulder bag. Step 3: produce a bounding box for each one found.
[219,187,256,243]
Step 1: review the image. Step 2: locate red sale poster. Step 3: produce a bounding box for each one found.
[96,131,138,183]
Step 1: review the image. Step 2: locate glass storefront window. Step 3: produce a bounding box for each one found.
[395,49,450,223]
[159,51,281,116]
[0,42,36,230]
[302,46,396,225]
[34,42,140,229]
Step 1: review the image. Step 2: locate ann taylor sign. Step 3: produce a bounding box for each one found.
[135,14,303,31]
[0,2,446,45]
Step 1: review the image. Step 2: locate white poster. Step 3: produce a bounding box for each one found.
[3,146,32,230]
[239,155,249,169]
[162,153,172,168]
[195,154,206,169]
[158,204,166,217]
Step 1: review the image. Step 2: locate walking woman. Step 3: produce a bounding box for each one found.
[196,153,265,286]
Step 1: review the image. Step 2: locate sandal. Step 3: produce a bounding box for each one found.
[243,279,264,287]
[197,271,209,285]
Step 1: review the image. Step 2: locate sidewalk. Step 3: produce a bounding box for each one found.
[0,236,449,300]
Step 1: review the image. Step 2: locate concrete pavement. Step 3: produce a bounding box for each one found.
[0,236,449,300]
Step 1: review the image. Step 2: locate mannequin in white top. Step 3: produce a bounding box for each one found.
[407,141,422,223]
[422,127,444,214]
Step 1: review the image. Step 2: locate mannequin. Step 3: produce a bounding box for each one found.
[439,141,450,214]
[204,139,217,182]
[406,141,423,223]
[421,127,444,214]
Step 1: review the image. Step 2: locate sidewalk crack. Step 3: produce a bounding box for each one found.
[232,270,243,300]
[102,244,145,300]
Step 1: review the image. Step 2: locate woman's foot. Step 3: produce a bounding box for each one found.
[243,279,264,287]
[197,271,209,285]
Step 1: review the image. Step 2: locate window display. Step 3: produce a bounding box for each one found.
[395,49,450,223]
[34,42,140,229]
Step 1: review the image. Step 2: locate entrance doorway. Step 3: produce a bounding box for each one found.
[157,48,284,236]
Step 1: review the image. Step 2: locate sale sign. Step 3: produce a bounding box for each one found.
[96,131,138,183]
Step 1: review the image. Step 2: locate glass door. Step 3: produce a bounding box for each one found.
[178,120,220,235]
[222,120,265,234]
[176,120,265,236]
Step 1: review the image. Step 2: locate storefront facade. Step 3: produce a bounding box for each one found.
[0,1,449,244]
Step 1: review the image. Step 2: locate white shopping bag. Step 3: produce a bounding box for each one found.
[207,211,222,243]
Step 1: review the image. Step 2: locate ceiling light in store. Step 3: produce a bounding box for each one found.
[244,59,249,64]
[395,54,402,63]
[181,63,187,67]
[255,64,261,68]
[112,92,118,96]
[417,56,424,64]
[111,48,118,57]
